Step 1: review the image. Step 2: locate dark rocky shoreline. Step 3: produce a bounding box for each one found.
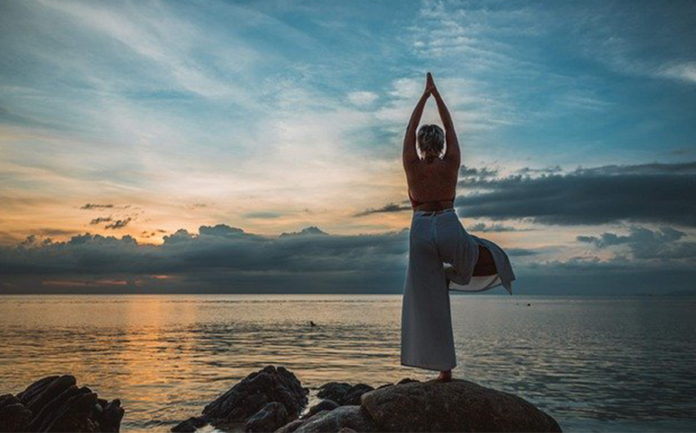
[1,366,561,432]
[0,375,124,432]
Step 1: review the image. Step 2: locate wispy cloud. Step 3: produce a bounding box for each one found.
[348,91,378,106]
[659,62,696,84]
[355,203,410,217]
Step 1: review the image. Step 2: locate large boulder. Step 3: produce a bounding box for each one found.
[360,379,562,432]
[172,366,308,432]
[0,375,124,432]
[317,383,374,406]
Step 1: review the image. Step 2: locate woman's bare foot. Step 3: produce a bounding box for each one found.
[436,370,452,382]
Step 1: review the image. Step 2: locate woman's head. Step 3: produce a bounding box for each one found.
[417,124,444,160]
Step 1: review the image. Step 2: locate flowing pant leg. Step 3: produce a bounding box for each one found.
[436,211,480,287]
[400,212,457,371]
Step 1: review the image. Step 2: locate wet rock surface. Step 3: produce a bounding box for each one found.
[302,400,339,420]
[172,366,308,432]
[172,366,561,433]
[317,383,375,406]
[0,375,124,432]
[361,378,562,432]
[290,406,378,433]
[245,402,290,433]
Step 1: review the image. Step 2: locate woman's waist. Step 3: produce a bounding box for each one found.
[413,206,456,217]
[412,200,454,213]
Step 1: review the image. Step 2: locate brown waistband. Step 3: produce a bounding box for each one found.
[413,200,454,212]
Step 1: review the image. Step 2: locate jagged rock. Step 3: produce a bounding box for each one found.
[42,389,98,432]
[361,379,562,432]
[245,402,289,432]
[316,383,351,403]
[292,406,377,433]
[1,375,124,433]
[302,399,339,419]
[99,400,125,432]
[317,383,374,406]
[274,419,305,433]
[26,375,77,416]
[171,416,208,433]
[173,366,308,432]
[0,395,32,432]
[16,376,60,405]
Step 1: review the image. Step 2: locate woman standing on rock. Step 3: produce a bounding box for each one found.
[400,72,516,381]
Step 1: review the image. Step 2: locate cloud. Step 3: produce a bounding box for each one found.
[577,226,696,261]
[89,216,112,225]
[506,248,539,257]
[279,226,328,237]
[460,165,499,179]
[81,204,114,210]
[347,91,378,106]
[3,221,695,296]
[355,202,410,217]
[469,222,526,233]
[0,224,410,293]
[515,166,562,175]
[659,62,696,84]
[457,161,696,227]
[104,218,132,230]
[244,211,283,219]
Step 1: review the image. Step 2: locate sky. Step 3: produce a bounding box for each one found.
[1,0,695,294]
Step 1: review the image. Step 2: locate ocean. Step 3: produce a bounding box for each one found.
[1,294,694,432]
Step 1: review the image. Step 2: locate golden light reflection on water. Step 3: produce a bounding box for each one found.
[1,295,696,432]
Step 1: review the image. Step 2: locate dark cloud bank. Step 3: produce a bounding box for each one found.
[0,225,411,295]
[358,162,696,228]
[1,222,693,295]
[457,161,696,227]
[2,161,695,295]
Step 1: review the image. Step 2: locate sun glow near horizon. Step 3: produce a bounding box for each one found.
[1,0,695,294]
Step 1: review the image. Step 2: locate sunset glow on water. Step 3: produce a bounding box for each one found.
[2,294,695,432]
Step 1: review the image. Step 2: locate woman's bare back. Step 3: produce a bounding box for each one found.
[405,158,458,203]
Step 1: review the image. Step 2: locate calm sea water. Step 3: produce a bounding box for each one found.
[1,295,695,432]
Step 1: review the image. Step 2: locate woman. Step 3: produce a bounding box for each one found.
[401,72,516,382]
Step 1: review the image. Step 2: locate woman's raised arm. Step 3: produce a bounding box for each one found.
[403,74,434,167]
[431,82,460,167]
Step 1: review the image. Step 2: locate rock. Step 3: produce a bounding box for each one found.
[293,406,378,433]
[41,389,98,432]
[16,376,60,405]
[100,400,126,432]
[245,402,290,432]
[317,383,351,403]
[26,375,77,415]
[173,366,308,432]
[302,399,339,419]
[0,395,32,432]
[0,375,124,433]
[317,383,374,406]
[274,419,305,433]
[361,379,562,432]
[171,416,208,432]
